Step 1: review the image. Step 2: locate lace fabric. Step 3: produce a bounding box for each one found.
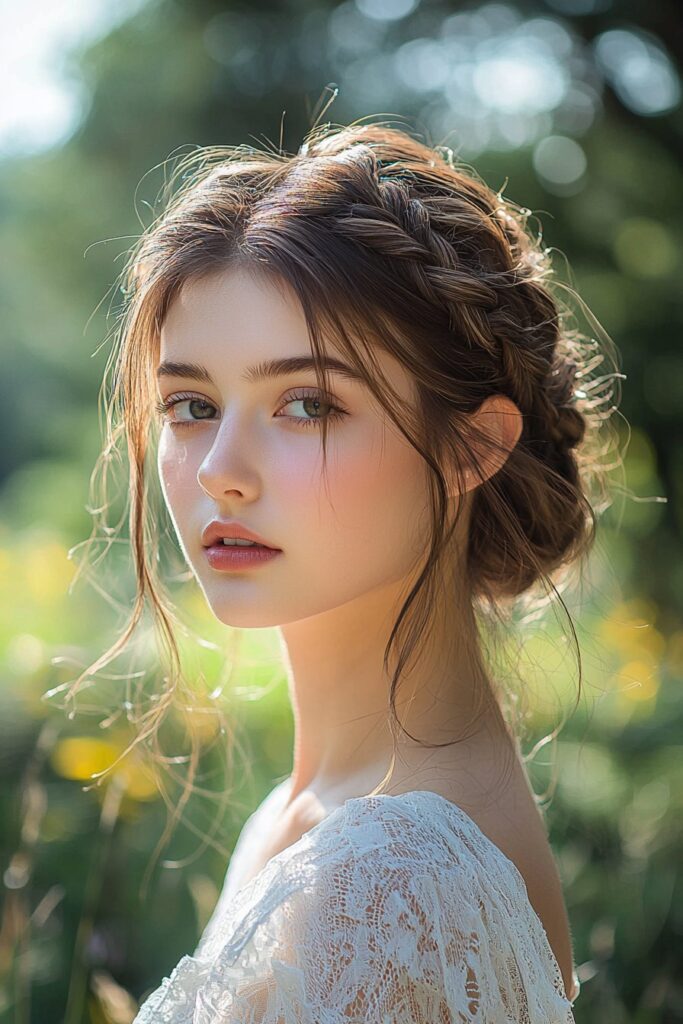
[133,784,580,1023]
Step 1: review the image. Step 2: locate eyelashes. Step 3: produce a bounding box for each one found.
[154,389,348,431]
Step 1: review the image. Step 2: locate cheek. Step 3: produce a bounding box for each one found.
[157,433,195,515]
[281,422,430,577]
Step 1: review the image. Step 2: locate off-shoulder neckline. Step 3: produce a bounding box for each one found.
[269,778,580,1007]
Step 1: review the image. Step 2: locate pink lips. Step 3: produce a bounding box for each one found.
[204,543,282,571]
[201,520,280,550]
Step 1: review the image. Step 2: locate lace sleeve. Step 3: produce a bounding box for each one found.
[134,795,576,1024]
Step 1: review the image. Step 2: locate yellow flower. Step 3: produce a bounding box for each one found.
[51,737,122,780]
[51,735,158,801]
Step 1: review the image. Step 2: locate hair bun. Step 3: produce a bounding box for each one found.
[546,357,586,452]
[551,403,586,452]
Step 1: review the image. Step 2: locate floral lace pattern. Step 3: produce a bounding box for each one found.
[134,786,580,1023]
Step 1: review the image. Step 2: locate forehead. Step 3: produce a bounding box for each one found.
[157,265,418,406]
[160,266,307,353]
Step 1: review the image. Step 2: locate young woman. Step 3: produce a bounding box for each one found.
[78,119,620,1021]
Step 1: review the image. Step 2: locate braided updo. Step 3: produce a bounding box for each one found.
[297,129,609,601]
[74,120,620,819]
[128,121,617,607]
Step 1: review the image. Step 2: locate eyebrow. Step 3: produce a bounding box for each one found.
[155,356,364,386]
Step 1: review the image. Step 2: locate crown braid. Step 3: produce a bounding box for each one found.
[322,142,584,465]
[130,121,615,601]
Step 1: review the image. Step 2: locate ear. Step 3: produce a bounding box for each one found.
[446,395,523,498]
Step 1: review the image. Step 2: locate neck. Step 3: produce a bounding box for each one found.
[277,565,503,806]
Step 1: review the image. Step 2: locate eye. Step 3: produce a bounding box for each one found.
[154,393,217,427]
[154,389,348,430]
[276,389,348,430]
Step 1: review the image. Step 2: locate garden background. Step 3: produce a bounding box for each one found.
[1,0,681,1021]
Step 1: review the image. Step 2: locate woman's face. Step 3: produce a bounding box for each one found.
[156,266,436,629]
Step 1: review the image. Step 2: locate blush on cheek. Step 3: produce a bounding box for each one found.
[296,432,421,555]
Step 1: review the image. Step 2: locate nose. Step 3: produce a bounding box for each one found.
[196,413,260,501]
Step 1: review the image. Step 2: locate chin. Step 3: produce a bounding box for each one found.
[199,593,282,630]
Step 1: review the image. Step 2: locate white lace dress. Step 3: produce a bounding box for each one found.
[133,779,581,1023]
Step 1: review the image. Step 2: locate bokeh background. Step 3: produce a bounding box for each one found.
[1,0,681,1021]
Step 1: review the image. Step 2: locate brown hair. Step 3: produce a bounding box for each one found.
[59,119,623,888]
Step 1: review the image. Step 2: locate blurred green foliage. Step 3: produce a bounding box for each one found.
[0,1,681,1021]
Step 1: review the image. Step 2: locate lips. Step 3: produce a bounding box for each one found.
[204,543,282,571]
[201,520,280,549]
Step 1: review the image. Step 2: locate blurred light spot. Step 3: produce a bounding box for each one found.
[22,539,73,604]
[51,737,121,780]
[471,3,523,33]
[440,11,478,38]
[31,884,66,928]
[598,597,665,664]
[620,778,670,859]
[554,84,601,135]
[0,0,147,157]
[4,854,30,890]
[632,778,670,822]
[533,135,587,192]
[594,29,680,116]
[443,66,483,112]
[181,706,222,746]
[524,17,573,57]
[343,53,399,107]
[51,736,159,801]
[590,919,615,959]
[116,761,158,801]
[394,39,450,92]
[491,111,554,150]
[558,741,626,814]
[613,660,660,703]
[613,217,678,279]
[330,3,600,157]
[423,100,482,160]
[473,42,568,115]
[90,969,139,1020]
[6,633,45,674]
[329,1,384,54]
[355,0,419,21]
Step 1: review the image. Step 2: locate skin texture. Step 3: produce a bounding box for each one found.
[156,265,523,807]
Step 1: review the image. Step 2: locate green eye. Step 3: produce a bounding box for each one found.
[155,390,348,430]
